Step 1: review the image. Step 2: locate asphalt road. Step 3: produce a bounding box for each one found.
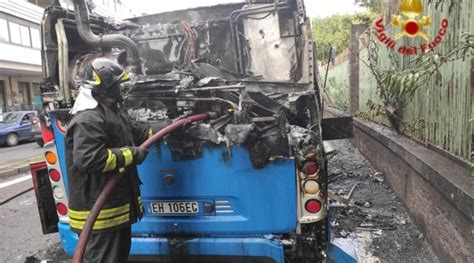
[0,172,68,262]
[0,141,43,168]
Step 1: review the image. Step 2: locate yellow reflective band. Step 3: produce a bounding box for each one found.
[70,213,130,230]
[120,72,130,81]
[92,70,102,85]
[102,149,117,172]
[148,128,153,139]
[69,203,130,221]
[138,196,143,213]
[121,147,133,167]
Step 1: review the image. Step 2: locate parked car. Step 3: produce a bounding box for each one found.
[0,111,37,146]
[31,115,44,147]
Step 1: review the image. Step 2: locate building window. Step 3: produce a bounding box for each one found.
[30,28,41,48]
[8,22,22,45]
[20,25,31,46]
[5,20,37,48]
[0,19,8,42]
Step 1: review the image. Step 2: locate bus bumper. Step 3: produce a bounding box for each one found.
[58,223,284,263]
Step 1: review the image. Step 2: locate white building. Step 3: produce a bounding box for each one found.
[59,0,134,20]
[0,0,43,112]
[0,0,133,112]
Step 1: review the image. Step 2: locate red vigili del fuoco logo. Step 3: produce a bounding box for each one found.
[373,0,448,55]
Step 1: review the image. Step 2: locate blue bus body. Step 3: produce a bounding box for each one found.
[50,112,297,262]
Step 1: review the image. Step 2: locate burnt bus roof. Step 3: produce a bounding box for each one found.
[128,3,246,25]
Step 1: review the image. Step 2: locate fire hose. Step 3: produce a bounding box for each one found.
[72,112,218,263]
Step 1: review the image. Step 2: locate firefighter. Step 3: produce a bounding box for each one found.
[65,58,151,262]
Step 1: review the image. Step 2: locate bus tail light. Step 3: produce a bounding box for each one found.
[298,158,326,223]
[44,140,69,221]
[305,199,322,214]
[302,162,319,175]
[49,169,61,182]
[53,186,65,199]
[45,151,57,165]
[57,203,68,215]
[303,180,320,195]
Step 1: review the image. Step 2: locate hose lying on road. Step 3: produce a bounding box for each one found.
[0,187,33,206]
[72,112,218,263]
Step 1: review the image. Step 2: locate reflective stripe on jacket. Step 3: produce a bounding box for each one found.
[65,103,149,234]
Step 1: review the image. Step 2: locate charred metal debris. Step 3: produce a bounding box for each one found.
[45,1,323,168]
[115,2,320,169]
[122,61,321,169]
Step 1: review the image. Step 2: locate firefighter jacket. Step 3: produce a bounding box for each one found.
[65,103,151,234]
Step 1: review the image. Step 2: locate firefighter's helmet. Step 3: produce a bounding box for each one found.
[84,58,130,95]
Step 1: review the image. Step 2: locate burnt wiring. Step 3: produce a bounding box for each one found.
[180,20,198,64]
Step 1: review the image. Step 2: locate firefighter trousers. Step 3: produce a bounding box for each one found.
[83,226,131,263]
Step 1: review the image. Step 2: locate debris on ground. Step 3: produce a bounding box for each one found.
[328,140,439,263]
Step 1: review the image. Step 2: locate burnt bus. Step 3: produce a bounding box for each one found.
[31,0,350,262]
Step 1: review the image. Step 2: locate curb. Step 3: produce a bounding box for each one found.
[0,156,44,178]
[0,165,32,178]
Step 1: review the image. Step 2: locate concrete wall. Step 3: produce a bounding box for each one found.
[351,118,473,263]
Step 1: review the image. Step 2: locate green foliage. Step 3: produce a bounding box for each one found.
[354,0,384,14]
[402,119,426,138]
[356,100,385,120]
[361,32,473,132]
[312,14,353,62]
[326,77,349,110]
[377,32,472,101]
[312,12,379,61]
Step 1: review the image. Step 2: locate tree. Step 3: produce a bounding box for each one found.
[354,0,384,14]
[312,14,353,62]
[312,13,378,62]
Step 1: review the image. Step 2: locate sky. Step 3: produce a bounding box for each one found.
[123,0,366,18]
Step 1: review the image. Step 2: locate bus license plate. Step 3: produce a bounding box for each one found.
[151,201,199,214]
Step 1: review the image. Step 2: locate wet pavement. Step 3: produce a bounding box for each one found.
[0,189,69,262]
[327,140,439,263]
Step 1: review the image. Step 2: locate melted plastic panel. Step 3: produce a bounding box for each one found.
[243,10,297,80]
